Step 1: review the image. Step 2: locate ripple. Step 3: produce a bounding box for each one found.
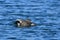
[0,0,60,40]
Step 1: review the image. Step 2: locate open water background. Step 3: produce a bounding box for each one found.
[0,0,60,40]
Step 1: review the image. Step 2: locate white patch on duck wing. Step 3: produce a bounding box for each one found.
[31,23,36,26]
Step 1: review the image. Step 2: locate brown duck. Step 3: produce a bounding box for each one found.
[15,19,36,27]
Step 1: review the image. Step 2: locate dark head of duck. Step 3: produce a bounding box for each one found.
[14,19,36,28]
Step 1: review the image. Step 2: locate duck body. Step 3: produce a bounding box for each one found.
[15,19,36,27]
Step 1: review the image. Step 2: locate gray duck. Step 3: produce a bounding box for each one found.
[15,19,36,27]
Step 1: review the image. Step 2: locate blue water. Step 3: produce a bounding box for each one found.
[0,0,60,40]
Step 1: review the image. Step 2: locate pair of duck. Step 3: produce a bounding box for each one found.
[15,19,36,27]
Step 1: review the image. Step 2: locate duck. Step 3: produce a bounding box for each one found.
[14,19,36,27]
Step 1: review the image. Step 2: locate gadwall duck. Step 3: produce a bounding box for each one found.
[15,19,36,27]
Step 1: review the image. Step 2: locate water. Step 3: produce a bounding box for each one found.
[0,0,60,40]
